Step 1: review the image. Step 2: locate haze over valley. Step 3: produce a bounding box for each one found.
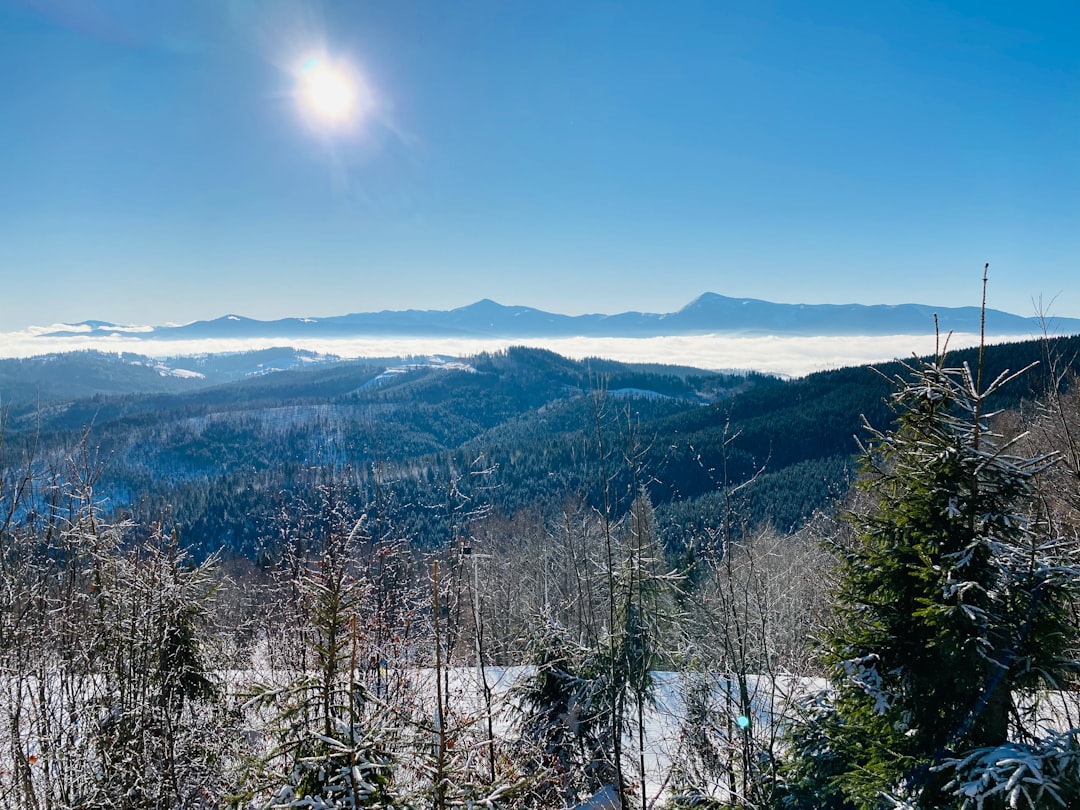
[4,2,1080,807]
[4,292,1071,377]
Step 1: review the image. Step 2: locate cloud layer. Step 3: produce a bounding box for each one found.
[0,330,1036,378]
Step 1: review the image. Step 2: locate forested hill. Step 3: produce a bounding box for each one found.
[3,335,1077,562]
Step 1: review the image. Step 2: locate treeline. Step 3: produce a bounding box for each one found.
[3,332,1080,807]
[1,384,831,808]
[6,337,1079,567]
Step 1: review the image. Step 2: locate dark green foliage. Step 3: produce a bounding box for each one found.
[513,620,617,806]
[4,333,1080,807]
[0,351,203,403]
[778,691,855,810]
[4,338,1077,563]
[657,455,854,554]
[780,352,1080,809]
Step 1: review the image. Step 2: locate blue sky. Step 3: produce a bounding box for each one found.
[1,0,1078,332]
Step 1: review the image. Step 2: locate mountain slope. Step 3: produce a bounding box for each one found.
[35,293,1080,342]
[6,336,1076,563]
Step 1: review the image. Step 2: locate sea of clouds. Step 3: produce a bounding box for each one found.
[0,328,1043,377]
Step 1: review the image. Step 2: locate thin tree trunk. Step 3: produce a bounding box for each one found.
[432,561,447,810]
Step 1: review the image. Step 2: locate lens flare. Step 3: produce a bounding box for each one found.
[297,55,369,127]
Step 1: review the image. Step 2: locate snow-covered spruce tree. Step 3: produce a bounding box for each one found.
[780,351,1080,809]
[86,527,224,808]
[1,426,228,809]
[510,493,679,809]
[241,498,397,809]
[612,491,682,810]
[513,616,617,807]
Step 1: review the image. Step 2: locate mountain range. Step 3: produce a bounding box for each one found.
[37,293,1080,341]
[6,335,1077,562]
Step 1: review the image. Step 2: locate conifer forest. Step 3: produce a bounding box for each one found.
[3,332,1080,809]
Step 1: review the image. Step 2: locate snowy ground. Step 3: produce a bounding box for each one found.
[8,666,1078,807]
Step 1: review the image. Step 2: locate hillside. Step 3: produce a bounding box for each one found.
[4,335,1076,562]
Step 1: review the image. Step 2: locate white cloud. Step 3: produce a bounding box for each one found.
[0,331,1040,377]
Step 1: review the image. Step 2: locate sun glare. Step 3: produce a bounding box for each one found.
[297,55,369,128]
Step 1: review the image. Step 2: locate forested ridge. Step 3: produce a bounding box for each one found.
[2,334,1080,808]
[5,337,1076,562]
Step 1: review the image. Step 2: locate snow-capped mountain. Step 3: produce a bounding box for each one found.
[33,294,1080,342]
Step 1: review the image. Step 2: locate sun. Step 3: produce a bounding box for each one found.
[297,56,369,127]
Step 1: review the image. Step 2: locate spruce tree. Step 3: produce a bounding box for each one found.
[513,617,612,807]
[782,351,1080,809]
[242,496,397,809]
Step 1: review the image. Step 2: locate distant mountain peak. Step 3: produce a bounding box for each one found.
[453,298,542,315]
[31,294,1080,343]
[454,298,506,312]
[676,292,778,312]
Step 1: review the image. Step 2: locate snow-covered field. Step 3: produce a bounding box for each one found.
[6,664,1077,807]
